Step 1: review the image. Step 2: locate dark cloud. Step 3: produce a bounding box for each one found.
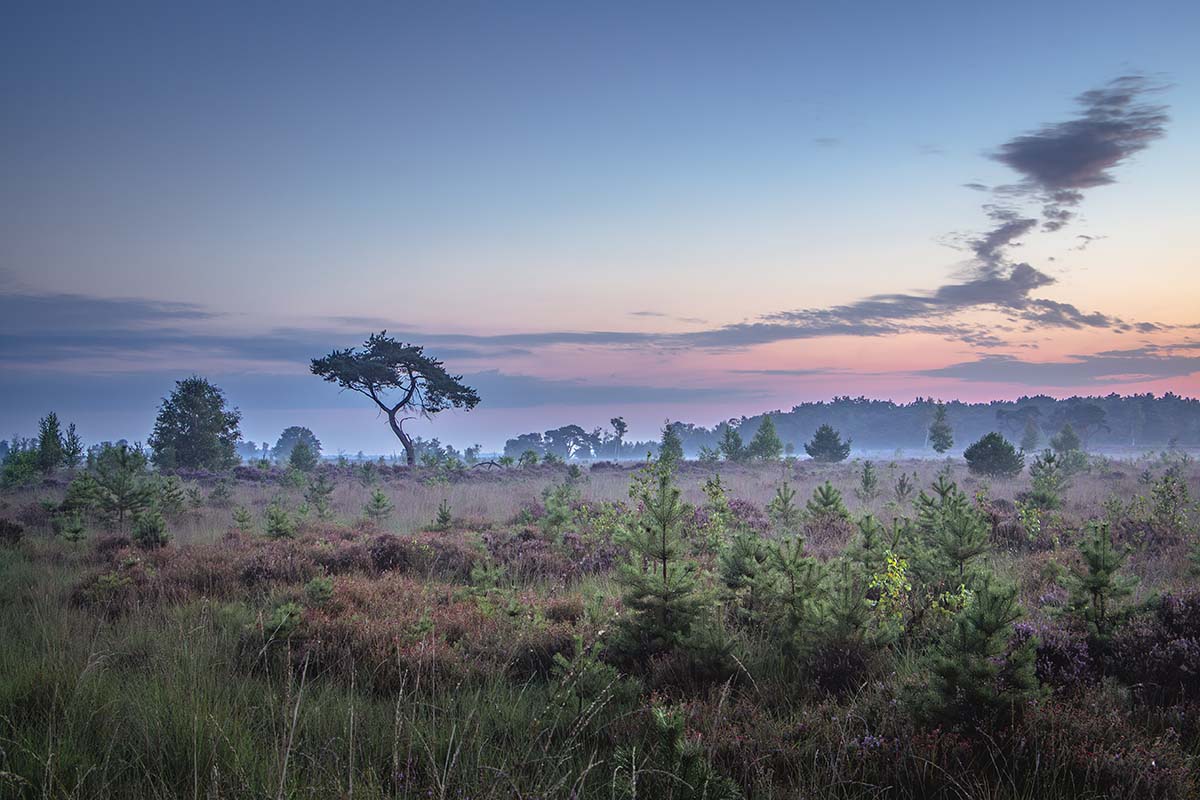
[919,348,1200,387]
[992,75,1168,231]
[962,182,989,192]
[1,291,217,332]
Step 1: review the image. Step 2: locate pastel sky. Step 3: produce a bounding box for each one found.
[2,1,1199,452]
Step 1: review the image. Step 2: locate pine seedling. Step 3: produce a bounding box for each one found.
[363,488,394,522]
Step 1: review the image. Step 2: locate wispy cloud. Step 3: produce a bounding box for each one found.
[991,75,1168,231]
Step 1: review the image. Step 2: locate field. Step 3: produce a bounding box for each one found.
[2,452,1199,799]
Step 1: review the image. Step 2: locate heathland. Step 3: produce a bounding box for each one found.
[2,444,1199,799]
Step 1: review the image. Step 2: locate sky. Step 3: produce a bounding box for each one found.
[2,1,1199,453]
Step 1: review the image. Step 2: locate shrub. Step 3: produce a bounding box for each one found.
[1064,520,1140,659]
[920,576,1040,731]
[368,533,417,572]
[613,463,707,661]
[963,432,1024,477]
[0,518,24,546]
[265,504,298,539]
[804,424,851,463]
[1029,449,1069,510]
[363,488,393,521]
[131,508,169,549]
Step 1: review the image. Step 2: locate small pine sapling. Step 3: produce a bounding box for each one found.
[854,460,879,504]
[264,504,297,539]
[1064,520,1141,660]
[363,488,394,522]
[434,498,453,530]
[613,463,706,659]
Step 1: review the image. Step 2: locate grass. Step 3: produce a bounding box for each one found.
[1,453,1198,798]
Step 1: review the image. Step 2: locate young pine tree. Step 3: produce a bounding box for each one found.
[1065,520,1140,658]
[806,481,850,522]
[766,534,826,656]
[854,460,879,504]
[434,498,453,530]
[304,472,335,518]
[658,421,684,468]
[767,482,802,533]
[928,402,954,454]
[923,576,1040,731]
[363,488,394,522]
[805,424,851,463]
[746,415,783,461]
[719,528,772,624]
[36,412,66,474]
[615,464,706,658]
[718,425,746,463]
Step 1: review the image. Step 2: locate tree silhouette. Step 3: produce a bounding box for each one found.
[311,332,480,466]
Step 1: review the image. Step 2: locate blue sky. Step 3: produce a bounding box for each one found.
[3,1,1199,452]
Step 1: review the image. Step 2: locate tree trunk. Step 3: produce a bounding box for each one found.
[387,412,416,466]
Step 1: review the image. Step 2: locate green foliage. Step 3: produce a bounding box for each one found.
[854,460,879,504]
[288,439,318,472]
[659,421,684,468]
[1064,521,1140,655]
[1029,449,1069,510]
[272,425,322,463]
[36,412,66,474]
[718,425,746,463]
[551,634,633,717]
[363,488,394,522]
[701,474,734,549]
[355,460,378,487]
[719,529,771,622]
[613,703,741,800]
[311,331,480,466]
[929,402,954,454]
[806,481,849,522]
[148,376,242,470]
[1148,470,1193,539]
[304,472,335,518]
[232,506,254,532]
[1,445,39,488]
[893,470,916,504]
[208,478,233,507]
[540,480,579,535]
[1049,423,1088,474]
[746,415,783,461]
[768,482,803,533]
[804,424,851,463]
[434,498,453,530]
[963,432,1024,477]
[304,576,335,607]
[913,476,990,585]
[614,463,706,659]
[922,576,1040,730]
[56,512,87,543]
[92,443,154,529]
[264,503,297,539]
[155,476,187,517]
[62,423,84,468]
[518,449,539,467]
[765,534,825,655]
[131,508,170,549]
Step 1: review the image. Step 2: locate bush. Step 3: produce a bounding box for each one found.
[804,424,851,463]
[0,518,24,546]
[131,509,169,549]
[963,432,1024,477]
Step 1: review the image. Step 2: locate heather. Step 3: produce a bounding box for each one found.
[2,451,1199,799]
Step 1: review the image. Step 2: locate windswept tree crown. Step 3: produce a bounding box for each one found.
[310,332,480,417]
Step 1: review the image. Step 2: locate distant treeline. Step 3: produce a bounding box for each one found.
[503,393,1200,460]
